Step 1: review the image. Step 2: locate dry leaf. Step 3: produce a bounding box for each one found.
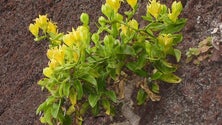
[197,54,209,61]
[199,46,211,53]
[118,79,125,99]
[140,79,161,101]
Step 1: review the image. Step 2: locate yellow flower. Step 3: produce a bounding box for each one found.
[63,28,82,47]
[35,15,48,26]
[47,48,55,60]
[54,47,65,65]
[43,67,53,78]
[127,0,137,9]
[63,32,76,47]
[47,46,65,65]
[168,1,183,22]
[29,23,39,37]
[35,15,48,32]
[147,0,162,19]
[106,0,121,12]
[47,21,57,34]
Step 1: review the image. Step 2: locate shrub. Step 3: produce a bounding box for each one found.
[29,0,186,124]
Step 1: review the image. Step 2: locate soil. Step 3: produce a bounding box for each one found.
[0,0,222,125]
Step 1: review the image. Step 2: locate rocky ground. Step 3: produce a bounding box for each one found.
[0,0,222,125]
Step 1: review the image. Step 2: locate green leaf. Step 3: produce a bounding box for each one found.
[66,105,75,115]
[69,88,77,105]
[151,70,163,80]
[51,100,61,118]
[80,13,89,25]
[116,45,136,55]
[37,78,48,87]
[92,33,100,44]
[105,90,117,103]
[174,49,181,62]
[98,16,107,26]
[89,94,100,107]
[82,74,97,87]
[142,13,153,22]
[101,4,113,19]
[154,60,177,74]
[160,73,182,83]
[92,103,99,116]
[44,108,53,125]
[63,115,72,125]
[63,82,70,97]
[102,100,111,115]
[126,62,148,77]
[147,22,165,31]
[104,35,114,56]
[36,101,47,114]
[137,89,147,105]
[151,83,160,93]
[80,102,90,115]
[74,80,83,100]
[172,34,183,44]
[162,19,186,34]
[46,96,56,105]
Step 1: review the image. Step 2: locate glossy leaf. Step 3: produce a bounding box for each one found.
[74,80,83,100]
[82,74,97,87]
[102,100,111,115]
[116,45,136,55]
[80,13,89,25]
[151,82,160,93]
[69,88,77,105]
[51,100,61,118]
[154,60,177,74]
[160,73,182,83]
[105,90,117,103]
[174,49,181,62]
[137,89,147,105]
[89,94,100,107]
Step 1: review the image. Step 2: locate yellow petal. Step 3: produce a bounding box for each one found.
[35,15,48,32]
[168,1,183,22]
[47,21,57,34]
[63,33,75,47]
[106,0,121,12]
[47,48,55,59]
[54,48,65,65]
[147,0,162,19]
[127,0,137,9]
[29,24,39,37]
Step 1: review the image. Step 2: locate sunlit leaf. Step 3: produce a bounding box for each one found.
[174,49,181,62]
[89,94,100,107]
[102,100,111,115]
[82,74,97,87]
[160,73,181,83]
[105,90,117,103]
